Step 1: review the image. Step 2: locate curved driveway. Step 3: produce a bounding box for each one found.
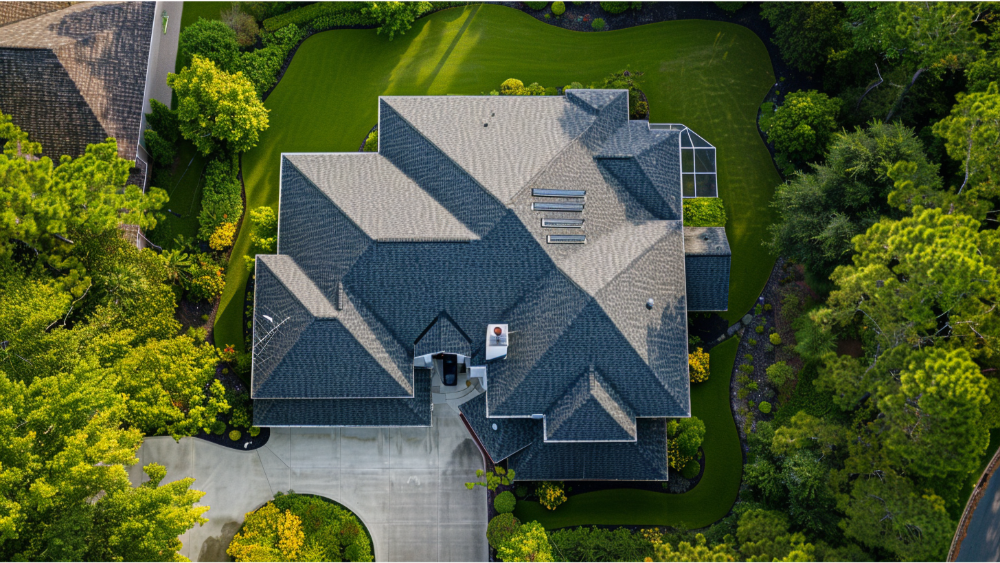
[129,409,487,562]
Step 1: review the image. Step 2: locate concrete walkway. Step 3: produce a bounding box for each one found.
[129,410,488,562]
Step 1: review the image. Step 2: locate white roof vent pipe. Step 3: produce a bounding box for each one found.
[486,324,508,361]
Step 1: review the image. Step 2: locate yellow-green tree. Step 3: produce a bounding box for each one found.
[654,533,736,562]
[497,521,553,562]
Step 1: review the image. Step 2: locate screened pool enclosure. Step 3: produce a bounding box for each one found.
[649,124,718,198]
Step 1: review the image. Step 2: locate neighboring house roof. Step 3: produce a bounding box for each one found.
[252,90,732,480]
[0,1,154,162]
[0,2,72,27]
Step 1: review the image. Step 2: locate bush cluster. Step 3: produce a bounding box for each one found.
[683,198,727,227]
[549,526,654,562]
[689,347,710,383]
[601,2,640,14]
[537,481,568,510]
[487,513,520,548]
[263,2,373,31]
[494,490,516,513]
[681,459,701,479]
[362,129,378,152]
[186,255,226,302]
[198,156,243,240]
[238,24,305,96]
[591,18,606,31]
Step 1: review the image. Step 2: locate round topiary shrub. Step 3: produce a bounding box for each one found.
[681,459,701,479]
[515,485,529,498]
[601,1,629,13]
[500,78,526,95]
[551,1,565,15]
[759,401,772,414]
[770,332,782,346]
[494,491,516,513]
[592,17,606,30]
[229,429,242,441]
[212,420,226,435]
[525,1,548,10]
[487,513,520,548]
[249,426,261,437]
[755,325,765,334]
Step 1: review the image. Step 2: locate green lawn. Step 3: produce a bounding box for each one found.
[148,141,206,248]
[513,337,741,528]
[215,4,782,352]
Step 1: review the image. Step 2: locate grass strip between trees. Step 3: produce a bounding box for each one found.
[514,337,741,528]
[213,4,782,352]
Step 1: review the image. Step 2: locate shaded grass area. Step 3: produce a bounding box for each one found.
[216,4,782,352]
[513,337,741,528]
[147,141,206,248]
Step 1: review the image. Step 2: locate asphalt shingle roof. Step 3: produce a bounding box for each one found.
[684,227,731,311]
[253,91,731,478]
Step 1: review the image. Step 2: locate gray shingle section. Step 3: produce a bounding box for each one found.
[254,369,431,427]
[545,367,636,442]
[0,2,154,161]
[252,256,413,399]
[509,418,669,481]
[684,227,731,311]
[382,96,595,204]
[284,153,477,242]
[459,394,536,462]
[414,314,472,358]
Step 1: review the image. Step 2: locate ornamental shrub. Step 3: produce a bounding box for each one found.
[769,332,782,346]
[681,459,701,479]
[243,205,278,271]
[755,325,765,334]
[362,129,378,152]
[363,1,432,40]
[551,2,565,15]
[249,426,261,437]
[487,513,520,548]
[263,2,373,31]
[198,156,243,240]
[766,361,794,387]
[144,129,176,168]
[592,17,606,30]
[682,198,727,227]
[667,417,705,470]
[744,354,753,363]
[564,81,584,92]
[749,338,757,346]
[236,24,305,96]
[525,1,548,10]
[209,222,237,251]
[222,4,260,47]
[179,19,239,72]
[494,491,516,513]
[186,255,226,301]
[500,78,526,95]
[688,347,710,383]
[601,2,630,14]
[715,2,745,13]
[537,481,568,510]
[147,99,180,143]
[759,401,772,414]
[515,485,529,498]
[765,90,841,165]
[212,420,226,435]
[229,429,242,441]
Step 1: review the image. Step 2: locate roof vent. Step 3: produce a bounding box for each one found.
[531,414,544,420]
[491,423,498,431]
[532,202,584,212]
[646,298,654,309]
[335,281,344,311]
[486,324,508,361]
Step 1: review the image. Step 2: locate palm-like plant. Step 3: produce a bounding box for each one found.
[161,248,193,285]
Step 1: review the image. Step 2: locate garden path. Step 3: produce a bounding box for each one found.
[129,409,487,562]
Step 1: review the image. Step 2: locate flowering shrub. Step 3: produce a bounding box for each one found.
[209,222,237,251]
[688,347,710,383]
[186,255,225,301]
[537,481,568,510]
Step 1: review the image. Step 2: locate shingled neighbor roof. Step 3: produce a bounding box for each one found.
[252,90,732,480]
[0,2,154,162]
[684,227,732,312]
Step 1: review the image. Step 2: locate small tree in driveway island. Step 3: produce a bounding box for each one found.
[465,466,515,490]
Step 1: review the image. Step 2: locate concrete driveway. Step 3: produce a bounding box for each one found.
[129,409,488,562]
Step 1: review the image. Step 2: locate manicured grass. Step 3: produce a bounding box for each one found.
[215,4,782,352]
[147,141,207,248]
[514,337,741,528]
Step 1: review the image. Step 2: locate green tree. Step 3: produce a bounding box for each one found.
[770,123,941,279]
[243,206,278,271]
[760,3,847,73]
[878,348,990,478]
[497,521,554,562]
[839,471,953,561]
[88,463,209,562]
[168,56,270,155]
[668,417,706,470]
[144,128,177,167]
[766,90,841,167]
[146,99,180,143]
[735,509,817,562]
[771,411,844,457]
[654,533,737,562]
[932,82,1000,193]
[114,329,229,440]
[178,18,239,72]
[363,1,431,40]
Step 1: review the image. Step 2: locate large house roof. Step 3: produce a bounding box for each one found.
[252,90,732,479]
[0,1,154,161]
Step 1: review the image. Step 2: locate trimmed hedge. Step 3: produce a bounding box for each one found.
[601,1,641,14]
[263,2,373,31]
[198,156,243,240]
[494,491,517,513]
[683,198,727,227]
[487,513,520,548]
[229,429,242,441]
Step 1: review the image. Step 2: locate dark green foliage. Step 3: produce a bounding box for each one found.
[768,121,938,281]
[179,18,239,72]
[494,491,516,514]
[714,2,744,13]
[765,90,841,167]
[146,99,180,144]
[263,2,374,31]
[487,513,520,548]
[515,485,529,498]
[591,18,605,31]
[682,198,727,227]
[211,420,226,435]
[197,155,243,240]
[243,2,299,22]
[144,129,176,168]
[760,3,846,74]
[525,1,547,9]
[681,460,701,479]
[237,24,305,96]
[594,0,630,14]
[759,401,772,414]
[596,68,645,117]
[551,2,565,16]
[269,492,374,561]
[548,526,654,562]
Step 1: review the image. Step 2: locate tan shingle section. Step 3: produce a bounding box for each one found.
[0,2,72,28]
